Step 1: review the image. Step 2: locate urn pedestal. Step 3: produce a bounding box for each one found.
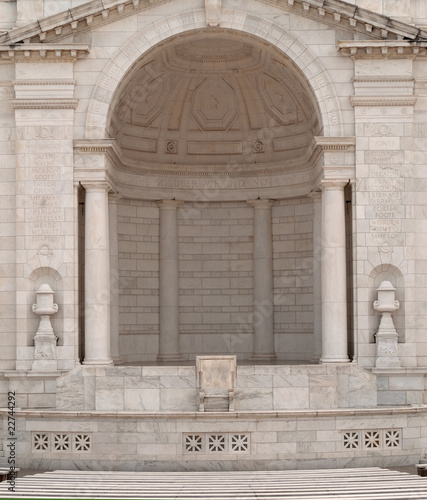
[32,284,58,371]
[374,281,400,368]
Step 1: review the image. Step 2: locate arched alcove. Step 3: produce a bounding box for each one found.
[368,264,405,344]
[27,267,64,347]
[107,30,322,171]
[85,10,343,142]
[81,13,349,364]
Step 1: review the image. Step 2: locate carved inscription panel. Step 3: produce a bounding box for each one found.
[15,111,73,250]
[362,134,407,248]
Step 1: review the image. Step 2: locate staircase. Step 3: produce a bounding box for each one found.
[0,468,425,499]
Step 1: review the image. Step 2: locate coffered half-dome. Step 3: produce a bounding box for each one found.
[108,30,322,170]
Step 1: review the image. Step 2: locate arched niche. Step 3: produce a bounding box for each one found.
[26,267,64,347]
[81,11,347,363]
[85,9,343,146]
[368,264,405,344]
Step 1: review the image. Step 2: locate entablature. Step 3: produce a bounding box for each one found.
[73,137,324,202]
[0,0,426,47]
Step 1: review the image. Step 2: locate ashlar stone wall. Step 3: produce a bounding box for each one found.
[117,197,315,362]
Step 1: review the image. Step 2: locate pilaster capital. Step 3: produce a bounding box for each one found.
[319,180,348,191]
[350,95,418,107]
[314,137,356,151]
[108,193,121,204]
[10,98,79,110]
[157,200,184,210]
[247,199,274,210]
[309,191,322,202]
[81,181,112,193]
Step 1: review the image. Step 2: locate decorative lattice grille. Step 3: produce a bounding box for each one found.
[184,434,203,453]
[53,434,71,451]
[32,433,49,452]
[343,431,360,450]
[207,434,226,452]
[342,429,401,451]
[363,430,381,449]
[384,429,401,448]
[183,433,251,454]
[230,434,250,453]
[74,434,92,452]
[32,432,92,453]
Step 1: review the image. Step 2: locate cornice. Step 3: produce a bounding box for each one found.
[350,96,418,107]
[0,0,426,47]
[272,0,427,41]
[0,44,90,62]
[10,98,79,109]
[338,40,427,59]
[0,0,154,45]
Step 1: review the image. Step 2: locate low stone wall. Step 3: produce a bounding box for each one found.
[373,367,427,405]
[56,364,377,411]
[2,406,427,471]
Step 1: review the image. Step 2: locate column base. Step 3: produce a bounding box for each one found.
[83,358,114,365]
[252,353,277,361]
[157,353,183,362]
[320,356,350,363]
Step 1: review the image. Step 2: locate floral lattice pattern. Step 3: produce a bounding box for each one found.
[207,434,226,452]
[33,433,49,451]
[32,432,92,453]
[343,431,360,450]
[184,434,203,453]
[343,429,402,451]
[183,433,251,454]
[53,433,70,451]
[363,430,381,449]
[230,434,249,453]
[384,429,401,448]
[74,434,91,452]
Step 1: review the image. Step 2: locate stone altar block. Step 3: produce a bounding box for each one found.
[196,355,236,412]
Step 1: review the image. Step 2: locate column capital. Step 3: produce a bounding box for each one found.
[319,180,348,191]
[247,199,274,209]
[81,181,112,193]
[309,191,322,202]
[108,192,121,204]
[157,199,184,210]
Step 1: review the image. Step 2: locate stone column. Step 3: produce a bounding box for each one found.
[157,200,182,361]
[109,194,121,363]
[83,182,113,365]
[310,191,322,362]
[320,181,349,363]
[248,199,276,360]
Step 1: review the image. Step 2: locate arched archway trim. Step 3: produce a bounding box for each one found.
[85,9,343,140]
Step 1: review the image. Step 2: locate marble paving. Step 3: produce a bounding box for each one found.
[0,468,426,499]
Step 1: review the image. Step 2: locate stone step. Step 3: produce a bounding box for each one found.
[0,468,425,498]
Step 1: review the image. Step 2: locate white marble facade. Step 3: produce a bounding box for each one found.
[1,0,427,471]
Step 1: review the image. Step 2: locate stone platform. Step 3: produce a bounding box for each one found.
[2,405,427,471]
[2,363,425,471]
[0,468,426,499]
[56,363,378,411]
